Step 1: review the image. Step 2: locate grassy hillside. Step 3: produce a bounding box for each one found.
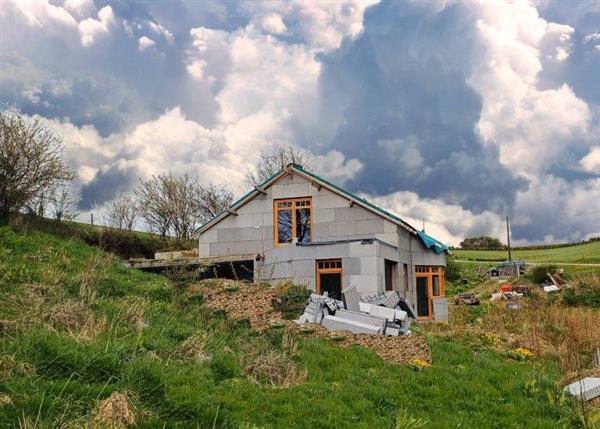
[0,227,585,427]
[14,216,195,259]
[453,240,600,264]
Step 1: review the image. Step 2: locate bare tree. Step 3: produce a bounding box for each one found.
[168,172,204,240]
[245,144,313,187]
[135,173,175,238]
[0,112,74,224]
[104,192,138,231]
[49,182,81,222]
[198,183,234,221]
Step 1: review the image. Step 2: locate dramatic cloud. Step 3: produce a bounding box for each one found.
[3,0,600,243]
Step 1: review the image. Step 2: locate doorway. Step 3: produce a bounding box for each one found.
[316,259,343,300]
[416,277,430,318]
[415,266,445,319]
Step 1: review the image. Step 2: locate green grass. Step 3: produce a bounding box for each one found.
[453,240,600,264]
[0,227,580,428]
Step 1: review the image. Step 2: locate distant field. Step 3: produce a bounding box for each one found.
[453,240,600,264]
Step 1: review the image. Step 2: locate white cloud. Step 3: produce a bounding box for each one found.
[148,20,174,43]
[468,1,590,178]
[313,150,363,185]
[78,6,115,46]
[580,147,600,173]
[262,14,287,34]
[138,36,156,51]
[365,191,506,246]
[244,0,379,51]
[377,137,427,177]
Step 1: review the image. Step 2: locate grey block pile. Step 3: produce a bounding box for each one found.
[295,287,414,336]
[564,377,600,402]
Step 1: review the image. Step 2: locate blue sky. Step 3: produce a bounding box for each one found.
[2,0,600,245]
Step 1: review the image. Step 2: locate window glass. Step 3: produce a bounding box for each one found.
[432,275,440,296]
[296,207,311,243]
[277,209,293,243]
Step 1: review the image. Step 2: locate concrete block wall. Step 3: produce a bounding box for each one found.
[197,170,445,302]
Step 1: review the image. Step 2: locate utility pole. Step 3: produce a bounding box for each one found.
[506,215,512,261]
[91,213,94,227]
[422,218,425,232]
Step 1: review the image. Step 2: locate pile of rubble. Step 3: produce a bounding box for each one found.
[199,281,431,365]
[296,286,415,337]
[541,270,570,293]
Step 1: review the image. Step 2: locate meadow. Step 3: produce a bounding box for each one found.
[453,241,600,264]
[0,227,595,428]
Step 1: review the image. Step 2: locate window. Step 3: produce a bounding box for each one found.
[385,260,397,291]
[274,197,312,245]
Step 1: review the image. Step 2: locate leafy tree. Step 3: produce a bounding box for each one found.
[459,236,504,250]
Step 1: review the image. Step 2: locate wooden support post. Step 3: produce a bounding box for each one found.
[349,200,355,207]
[227,208,238,216]
[254,185,267,195]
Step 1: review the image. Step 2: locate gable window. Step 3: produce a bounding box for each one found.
[274,197,312,245]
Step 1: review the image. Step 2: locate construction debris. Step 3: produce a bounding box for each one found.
[541,270,570,293]
[454,293,480,306]
[564,377,600,402]
[199,280,430,365]
[296,287,414,337]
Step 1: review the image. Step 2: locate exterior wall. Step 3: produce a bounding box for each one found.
[197,171,446,304]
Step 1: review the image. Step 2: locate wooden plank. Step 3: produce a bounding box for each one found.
[127,254,256,269]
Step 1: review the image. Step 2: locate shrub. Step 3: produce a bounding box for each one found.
[445,258,462,283]
[271,281,310,320]
[527,265,558,284]
[562,278,600,308]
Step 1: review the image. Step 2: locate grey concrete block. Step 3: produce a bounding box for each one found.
[329,221,356,237]
[341,257,361,275]
[272,183,311,199]
[336,309,386,330]
[198,229,218,243]
[564,378,600,401]
[322,315,381,335]
[334,206,375,222]
[342,286,361,311]
[356,219,385,234]
[348,241,378,257]
[432,297,448,322]
[313,193,349,209]
[292,259,316,277]
[368,305,397,321]
[314,208,335,223]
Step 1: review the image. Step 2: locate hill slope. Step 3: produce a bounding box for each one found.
[453,240,600,264]
[0,227,578,428]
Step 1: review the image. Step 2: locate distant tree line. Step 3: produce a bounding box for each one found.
[1,111,312,241]
[459,236,505,250]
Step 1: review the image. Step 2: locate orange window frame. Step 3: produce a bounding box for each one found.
[273,197,313,246]
[316,259,343,295]
[415,266,446,320]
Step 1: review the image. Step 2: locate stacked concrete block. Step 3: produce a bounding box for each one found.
[322,315,382,335]
[564,378,600,401]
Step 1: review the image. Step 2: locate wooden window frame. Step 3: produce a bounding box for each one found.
[384,259,398,292]
[273,197,313,246]
[316,259,343,295]
[415,266,445,320]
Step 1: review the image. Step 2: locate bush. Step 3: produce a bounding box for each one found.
[561,281,600,308]
[527,265,557,284]
[271,281,310,320]
[445,258,462,283]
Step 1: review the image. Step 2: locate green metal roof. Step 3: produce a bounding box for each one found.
[194,163,449,254]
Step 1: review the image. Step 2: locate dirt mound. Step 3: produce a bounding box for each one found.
[199,281,431,365]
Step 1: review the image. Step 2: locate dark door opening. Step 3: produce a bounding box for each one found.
[385,260,397,291]
[416,276,430,318]
[317,259,342,300]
